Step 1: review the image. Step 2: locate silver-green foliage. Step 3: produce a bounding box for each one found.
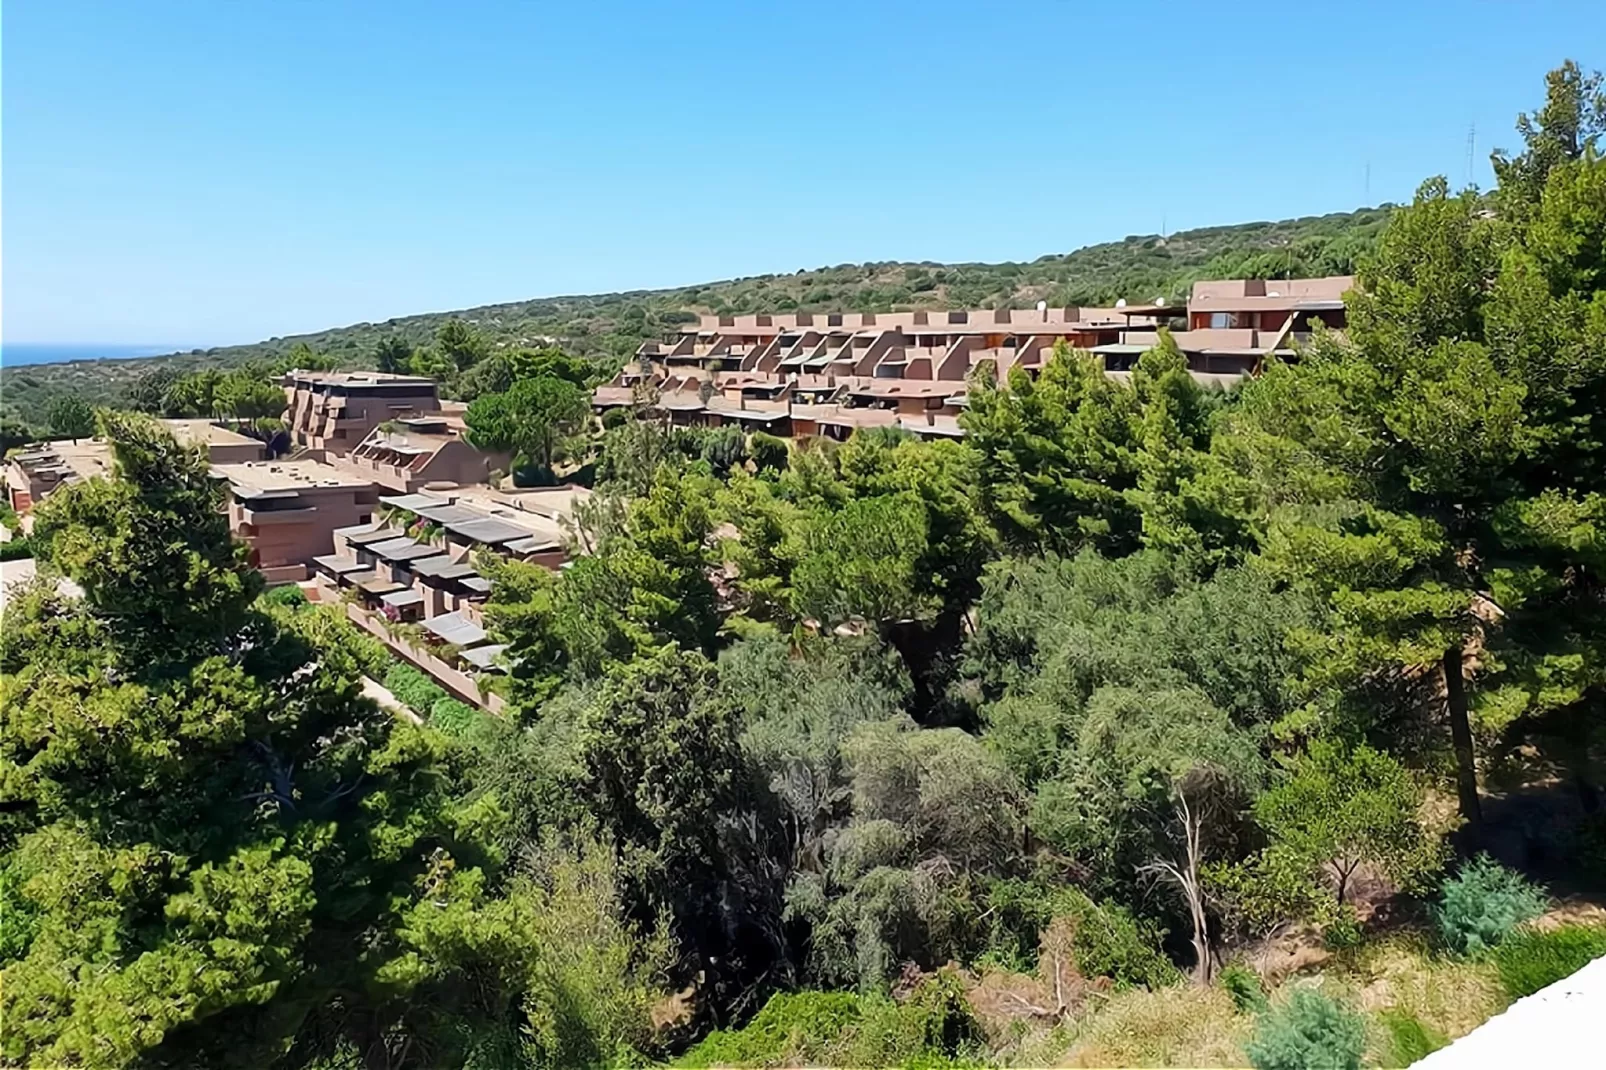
[1435,854,1549,955]
[1245,988,1367,1070]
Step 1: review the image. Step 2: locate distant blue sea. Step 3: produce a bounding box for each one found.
[1,343,192,368]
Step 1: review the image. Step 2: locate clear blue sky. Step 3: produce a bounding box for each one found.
[4,0,1602,346]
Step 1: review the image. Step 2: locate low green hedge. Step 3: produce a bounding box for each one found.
[383,662,448,714]
[1489,924,1606,1000]
[429,697,481,739]
[0,537,35,562]
[674,974,986,1070]
[1378,1007,1446,1067]
[261,584,308,608]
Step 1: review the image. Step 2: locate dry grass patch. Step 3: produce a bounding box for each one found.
[1057,984,1252,1068]
[1346,938,1504,1046]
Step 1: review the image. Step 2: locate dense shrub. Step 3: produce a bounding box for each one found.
[1322,907,1364,952]
[701,425,748,476]
[0,537,34,561]
[1488,924,1606,999]
[260,583,307,608]
[336,612,394,679]
[1219,962,1267,1013]
[674,975,985,1069]
[600,406,630,430]
[384,661,449,714]
[1378,1007,1446,1067]
[1245,988,1366,1070]
[1434,855,1548,955]
[836,972,985,1069]
[982,880,1181,990]
[0,860,40,962]
[749,431,789,475]
[673,991,861,1068]
[260,600,392,681]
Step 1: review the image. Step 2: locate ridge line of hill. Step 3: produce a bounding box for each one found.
[0,204,1392,426]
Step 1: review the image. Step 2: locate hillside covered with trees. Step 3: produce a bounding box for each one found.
[4,62,1606,1070]
[0,205,1389,429]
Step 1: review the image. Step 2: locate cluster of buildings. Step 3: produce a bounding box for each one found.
[592,275,1352,439]
[224,371,587,706]
[5,419,267,509]
[4,273,1353,709]
[7,375,582,710]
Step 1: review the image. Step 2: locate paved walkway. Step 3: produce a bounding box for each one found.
[361,676,421,724]
[0,558,83,615]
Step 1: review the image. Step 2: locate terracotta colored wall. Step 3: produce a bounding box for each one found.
[207,442,269,464]
[233,488,378,569]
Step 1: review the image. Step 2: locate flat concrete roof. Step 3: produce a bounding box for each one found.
[312,554,369,574]
[406,555,466,578]
[215,459,374,495]
[339,525,405,546]
[9,440,113,483]
[367,536,444,562]
[380,492,451,512]
[161,419,262,448]
[459,643,508,670]
[423,610,487,646]
[283,369,436,388]
[446,517,534,545]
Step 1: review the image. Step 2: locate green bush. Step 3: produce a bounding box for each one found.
[430,697,482,739]
[676,976,986,1070]
[668,426,711,460]
[1245,988,1367,1070]
[334,611,394,679]
[0,859,40,963]
[0,537,34,561]
[1219,962,1267,1013]
[982,880,1181,990]
[1378,1007,1446,1067]
[836,972,985,1069]
[384,662,448,714]
[1434,854,1548,955]
[1322,907,1364,951]
[1488,924,1606,1000]
[673,991,861,1068]
[701,426,748,477]
[600,407,630,430]
[749,431,789,475]
[261,584,308,608]
[259,601,392,682]
[1065,895,1181,991]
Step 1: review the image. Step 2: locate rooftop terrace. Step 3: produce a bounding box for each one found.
[214,459,374,496]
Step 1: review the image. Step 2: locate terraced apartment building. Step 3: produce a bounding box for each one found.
[594,275,1353,438]
[281,369,442,455]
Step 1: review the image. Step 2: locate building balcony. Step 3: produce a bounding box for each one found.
[241,505,318,526]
